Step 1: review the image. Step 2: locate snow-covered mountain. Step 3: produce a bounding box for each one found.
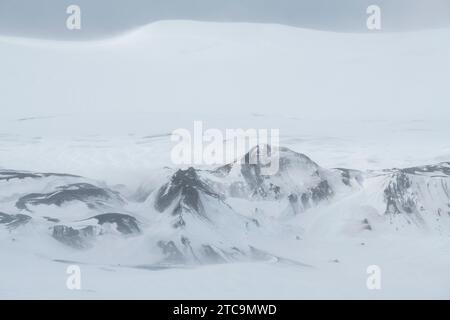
[147,167,260,264]
[1,146,449,269]
[0,169,138,249]
[211,146,362,213]
[368,163,450,235]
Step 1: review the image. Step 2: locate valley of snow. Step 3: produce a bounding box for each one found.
[1,21,450,299]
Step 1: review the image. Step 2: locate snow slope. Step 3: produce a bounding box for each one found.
[1,20,449,120]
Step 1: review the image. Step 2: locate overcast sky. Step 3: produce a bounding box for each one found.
[0,0,449,39]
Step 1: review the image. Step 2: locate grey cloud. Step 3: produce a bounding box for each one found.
[0,0,449,40]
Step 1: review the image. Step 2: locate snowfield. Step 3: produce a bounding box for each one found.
[0,21,450,299]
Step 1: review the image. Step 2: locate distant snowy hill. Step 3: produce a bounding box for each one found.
[1,21,449,120]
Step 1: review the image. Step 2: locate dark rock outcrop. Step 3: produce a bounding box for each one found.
[52,225,97,249]
[0,212,31,229]
[16,183,124,211]
[0,170,80,182]
[154,167,223,227]
[85,213,140,235]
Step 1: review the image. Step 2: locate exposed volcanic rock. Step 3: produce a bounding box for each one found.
[157,240,185,263]
[0,170,80,182]
[174,236,253,264]
[401,162,450,176]
[84,213,140,235]
[154,167,224,226]
[384,171,415,215]
[364,162,450,233]
[334,168,364,187]
[15,183,124,211]
[52,225,97,249]
[44,216,60,223]
[150,167,259,264]
[382,163,450,216]
[0,212,31,229]
[155,236,257,265]
[212,145,356,214]
[52,214,140,249]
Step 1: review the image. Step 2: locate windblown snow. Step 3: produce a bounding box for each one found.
[0,21,450,299]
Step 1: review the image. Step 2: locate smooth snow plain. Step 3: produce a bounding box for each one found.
[1,21,450,299]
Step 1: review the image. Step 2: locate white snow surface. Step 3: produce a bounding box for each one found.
[1,21,450,299]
